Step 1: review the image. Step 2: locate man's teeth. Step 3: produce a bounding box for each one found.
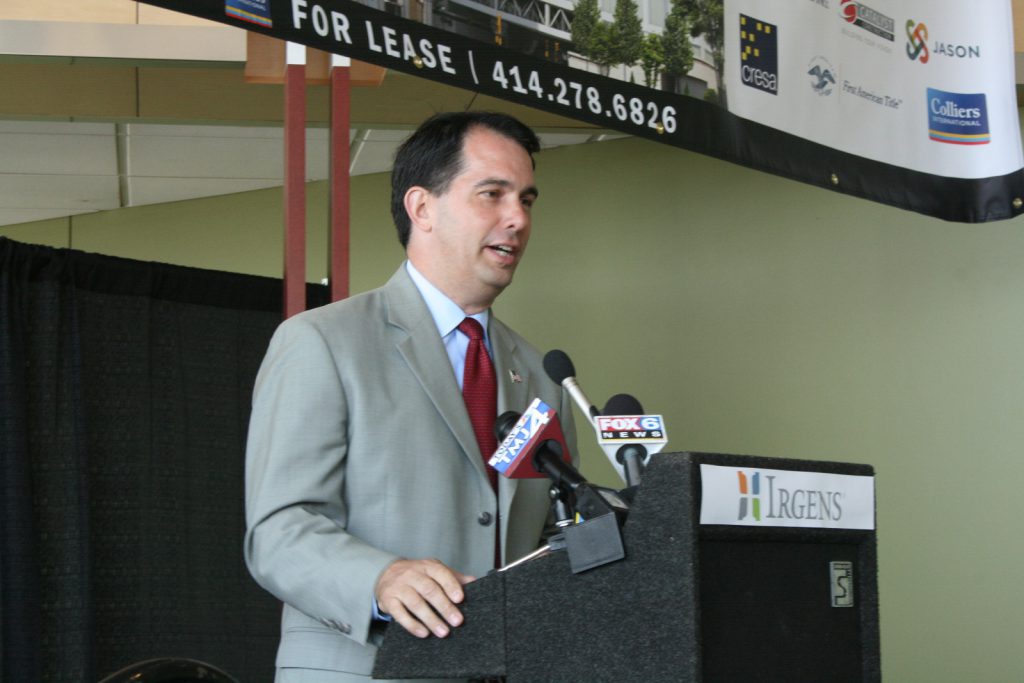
[493,246,513,255]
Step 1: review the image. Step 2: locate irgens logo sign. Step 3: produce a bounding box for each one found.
[736,470,843,523]
[737,471,761,521]
[700,464,875,530]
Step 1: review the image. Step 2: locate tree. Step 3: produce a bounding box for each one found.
[681,0,725,105]
[571,0,602,56]
[661,0,694,93]
[609,0,643,70]
[640,34,664,88]
[588,22,617,74]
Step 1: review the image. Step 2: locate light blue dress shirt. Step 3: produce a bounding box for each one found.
[405,260,492,389]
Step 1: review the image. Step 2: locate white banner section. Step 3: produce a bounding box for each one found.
[700,464,875,530]
[723,0,1023,179]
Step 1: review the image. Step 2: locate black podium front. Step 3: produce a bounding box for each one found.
[373,452,880,682]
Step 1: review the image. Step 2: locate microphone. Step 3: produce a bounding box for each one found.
[601,394,646,486]
[491,400,630,574]
[489,399,574,482]
[543,350,599,424]
[490,399,629,522]
[595,394,669,487]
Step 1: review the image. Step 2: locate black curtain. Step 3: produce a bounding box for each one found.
[0,237,328,682]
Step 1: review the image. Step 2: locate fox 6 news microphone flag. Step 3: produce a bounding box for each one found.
[135,0,1024,223]
[594,414,668,485]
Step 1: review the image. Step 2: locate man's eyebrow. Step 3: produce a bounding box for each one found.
[473,178,539,199]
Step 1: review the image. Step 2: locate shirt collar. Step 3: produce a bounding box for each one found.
[405,260,490,339]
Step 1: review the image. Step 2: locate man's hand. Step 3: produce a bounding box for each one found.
[375,559,476,638]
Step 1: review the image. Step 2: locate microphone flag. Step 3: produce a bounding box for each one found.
[489,397,571,478]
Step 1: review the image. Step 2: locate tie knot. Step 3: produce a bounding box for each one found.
[458,317,485,342]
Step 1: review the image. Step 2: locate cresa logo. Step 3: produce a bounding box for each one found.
[906,19,929,63]
[737,470,761,522]
[739,14,779,95]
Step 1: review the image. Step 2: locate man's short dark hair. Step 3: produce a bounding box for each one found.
[390,111,541,247]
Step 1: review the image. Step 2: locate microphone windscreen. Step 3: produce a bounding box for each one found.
[603,393,644,415]
[494,411,521,442]
[543,349,575,385]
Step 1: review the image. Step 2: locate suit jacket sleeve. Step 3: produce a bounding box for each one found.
[244,313,395,646]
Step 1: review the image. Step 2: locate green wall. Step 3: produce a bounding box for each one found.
[5,135,1024,681]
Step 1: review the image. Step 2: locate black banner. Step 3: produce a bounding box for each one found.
[136,0,1024,223]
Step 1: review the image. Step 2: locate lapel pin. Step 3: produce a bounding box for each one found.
[509,369,523,383]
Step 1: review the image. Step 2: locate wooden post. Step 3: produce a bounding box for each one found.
[283,42,306,319]
[329,55,351,303]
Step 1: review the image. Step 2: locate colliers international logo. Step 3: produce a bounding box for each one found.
[927,88,990,145]
[226,0,273,27]
[839,0,894,42]
[739,14,779,95]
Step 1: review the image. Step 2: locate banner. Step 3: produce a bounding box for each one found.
[133,0,1024,223]
[724,0,1022,180]
[699,464,876,530]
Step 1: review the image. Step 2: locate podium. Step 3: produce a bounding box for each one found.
[373,452,880,682]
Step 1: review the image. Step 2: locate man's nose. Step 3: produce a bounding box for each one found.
[504,200,530,231]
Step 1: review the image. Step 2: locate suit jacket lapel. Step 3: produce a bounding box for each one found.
[383,267,488,483]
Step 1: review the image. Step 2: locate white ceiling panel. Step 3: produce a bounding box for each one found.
[0,130,117,175]
[0,173,119,210]
[350,139,401,176]
[0,121,114,136]
[0,119,617,228]
[126,177,286,207]
[0,207,95,227]
[362,128,415,142]
[127,123,284,139]
[537,132,621,147]
[125,126,330,180]
[126,135,283,179]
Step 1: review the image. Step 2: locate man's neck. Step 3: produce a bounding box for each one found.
[406,258,497,315]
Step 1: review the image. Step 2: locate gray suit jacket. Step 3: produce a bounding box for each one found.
[244,265,575,678]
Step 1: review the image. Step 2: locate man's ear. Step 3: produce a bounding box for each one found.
[403,186,433,235]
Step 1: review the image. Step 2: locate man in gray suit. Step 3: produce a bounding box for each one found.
[244,111,576,682]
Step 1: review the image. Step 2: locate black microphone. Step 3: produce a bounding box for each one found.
[493,405,629,574]
[492,405,628,523]
[492,409,585,495]
[543,349,599,424]
[493,410,575,528]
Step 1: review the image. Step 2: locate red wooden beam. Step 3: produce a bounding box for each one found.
[283,48,307,319]
[329,61,351,303]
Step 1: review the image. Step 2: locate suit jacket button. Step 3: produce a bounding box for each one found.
[477,511,493,526]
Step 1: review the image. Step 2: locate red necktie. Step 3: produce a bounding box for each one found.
[458,318,498,492]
